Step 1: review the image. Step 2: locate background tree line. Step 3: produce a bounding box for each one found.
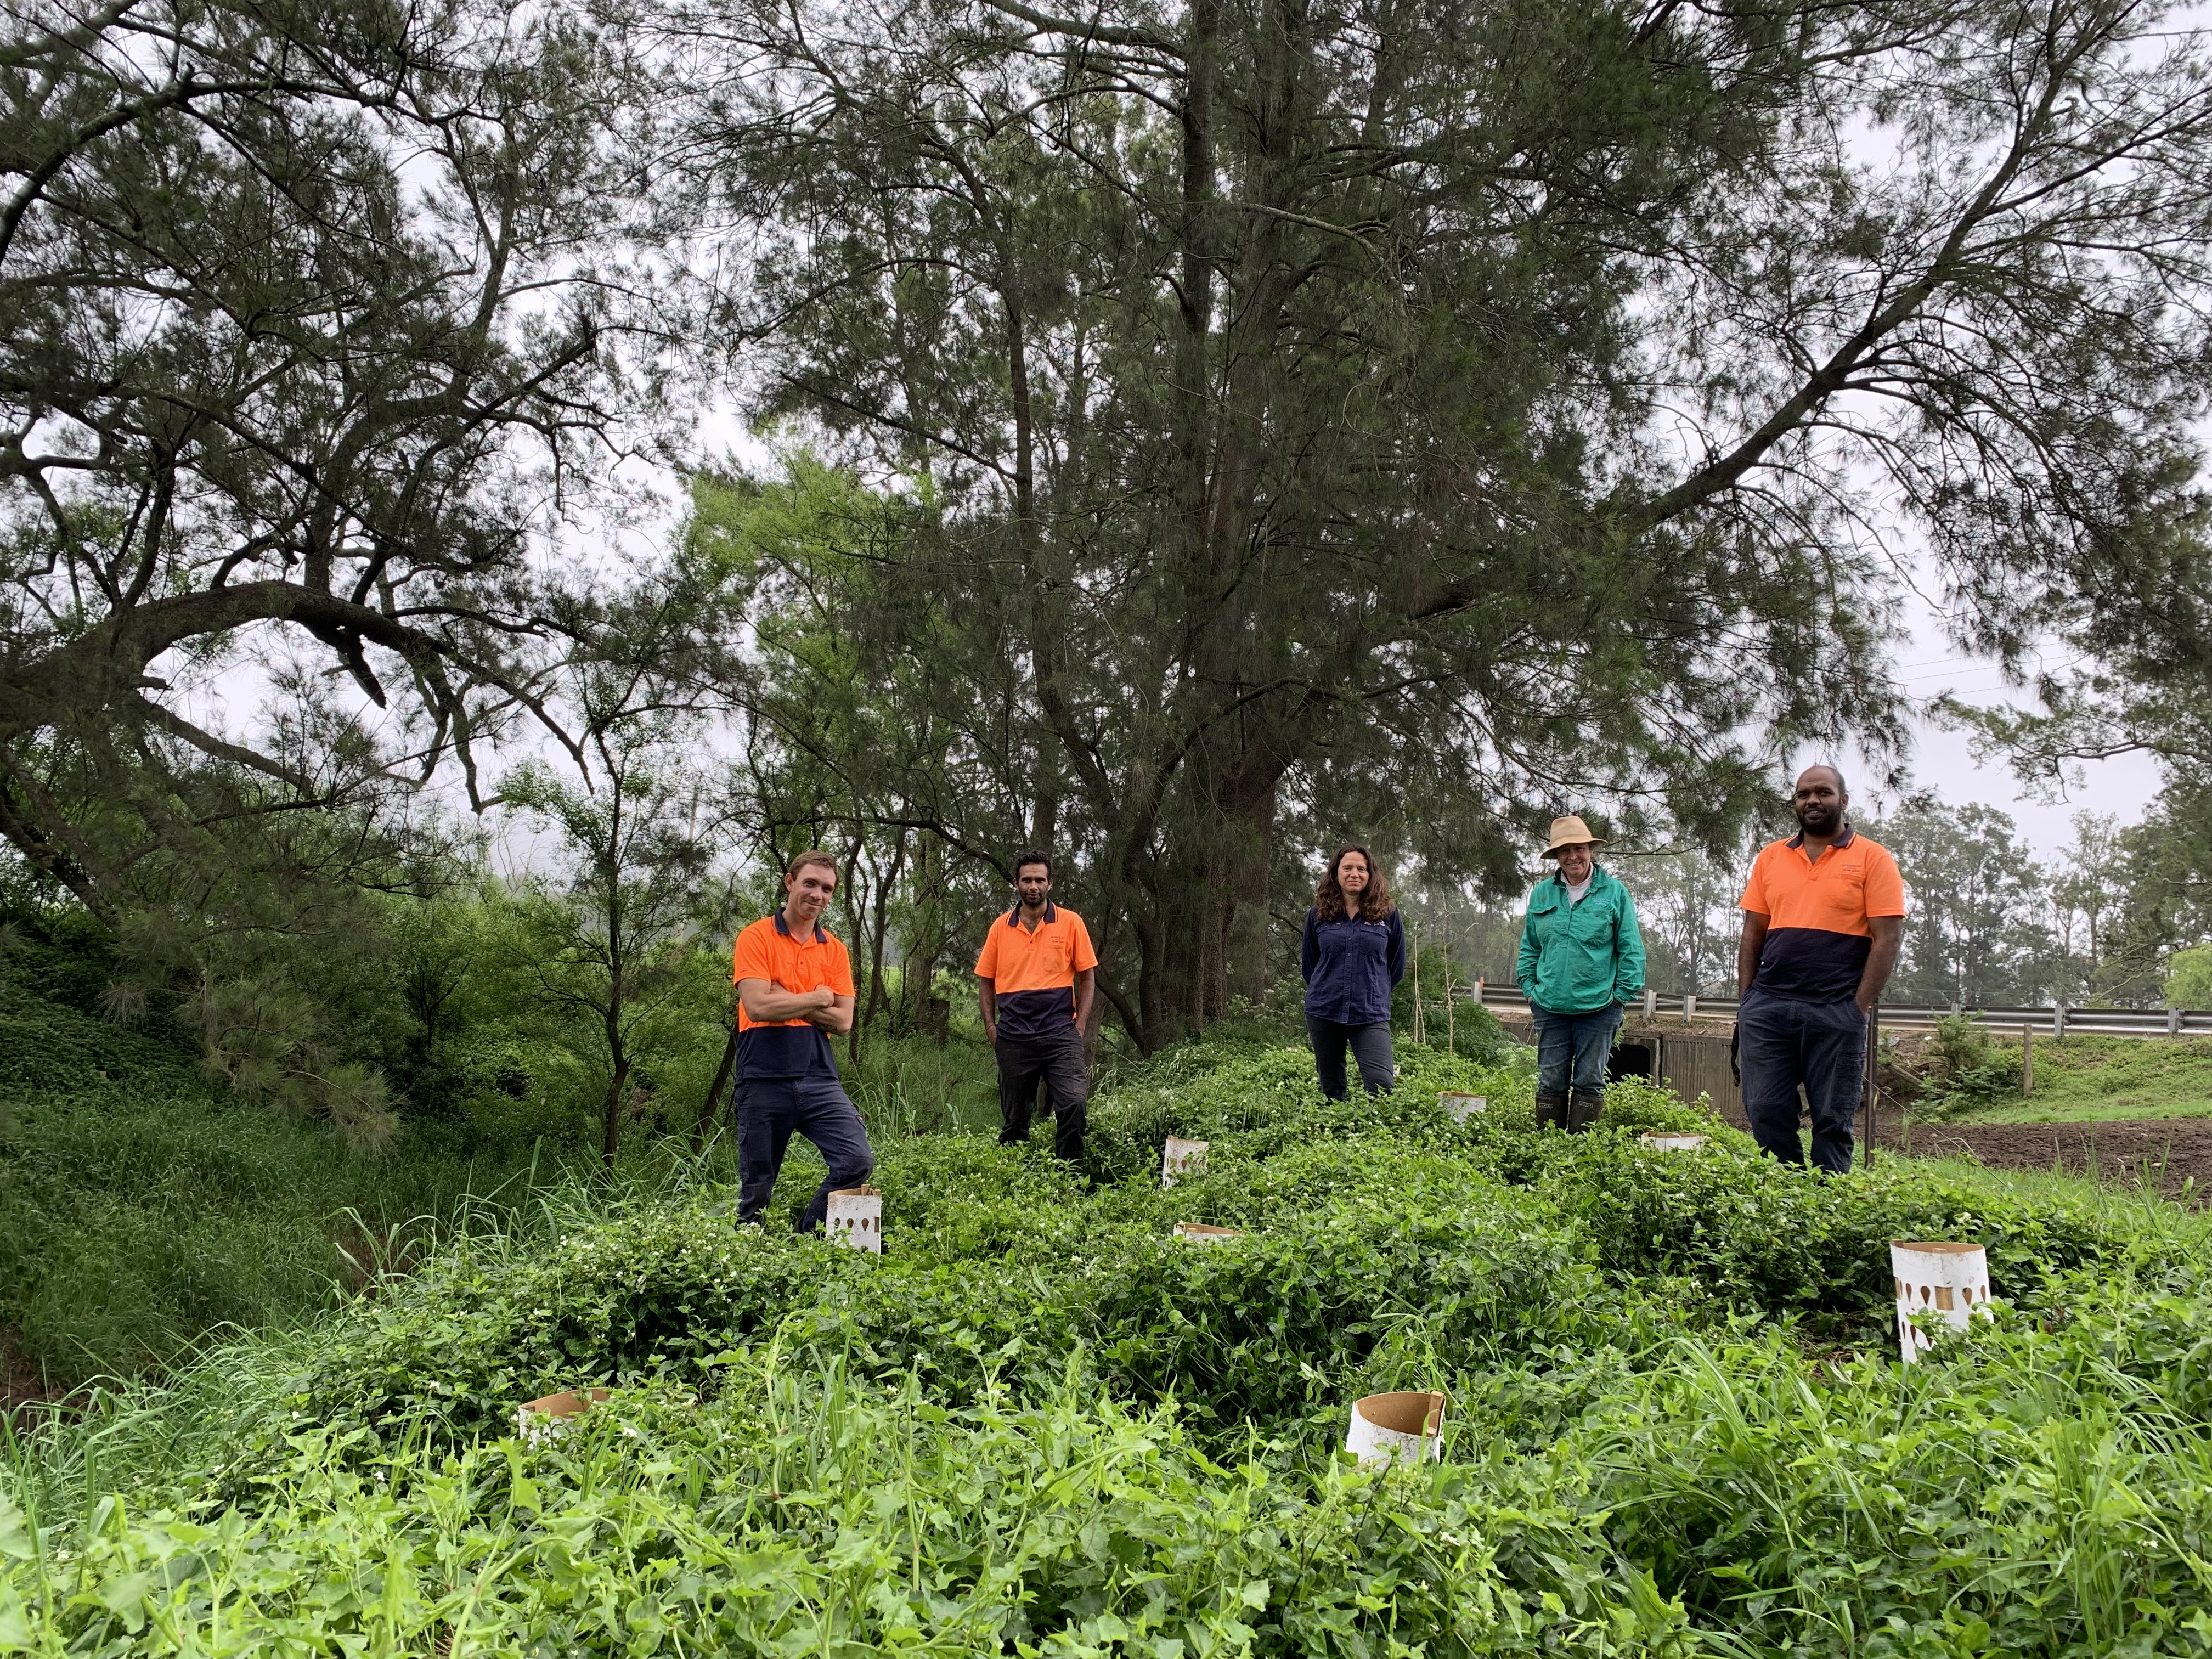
[11,0,2212,1156]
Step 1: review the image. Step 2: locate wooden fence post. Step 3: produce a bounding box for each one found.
[1863,1003,1879,1163]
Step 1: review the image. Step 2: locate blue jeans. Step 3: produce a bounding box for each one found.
[1736,989,1864,1173]
[1529,1002,1622,1095]
[735,1076,876,1231]
[1306,1016,1394,1100]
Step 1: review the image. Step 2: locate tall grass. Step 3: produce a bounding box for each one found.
[0,972,1004,1394]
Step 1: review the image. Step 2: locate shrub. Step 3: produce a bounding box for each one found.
[1914,1015,2024,1118]
[1088,1179,1601,1433]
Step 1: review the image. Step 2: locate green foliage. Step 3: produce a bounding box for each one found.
[2166,943,2212,1012]
[10,1026,2212,1657]
[0,977,578,1386]
[1874,804,2058,1006]
[1393,946,1515,1063]
[1915,1016,2027,1119]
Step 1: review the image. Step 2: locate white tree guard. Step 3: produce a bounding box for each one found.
[517,1387,611,1443]
[1345,1391,1447,1465]
[1891,1241,1992,1361]
[1639,1132,1707,1151]
[1161,1137,1209,1187]
[827,1186,883,1252]
[1173,1222,1242,1244]
[1438,1093,1486,1121]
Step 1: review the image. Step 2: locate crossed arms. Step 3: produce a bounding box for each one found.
[736,979,855,1034]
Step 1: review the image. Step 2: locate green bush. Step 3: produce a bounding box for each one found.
[1915,1015,2025,1118]
[12,1022,2212,1658]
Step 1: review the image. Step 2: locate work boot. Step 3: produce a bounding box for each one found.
[1535,1091,1568,1131]
[1568,1089,1606,1134]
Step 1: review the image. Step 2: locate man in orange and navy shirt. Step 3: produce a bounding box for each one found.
[974,850,1097,1161]
[1735,765,1905,1173]
[730,849,874,1230]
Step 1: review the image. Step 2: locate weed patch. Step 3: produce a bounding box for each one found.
[8,1031,2212,1656]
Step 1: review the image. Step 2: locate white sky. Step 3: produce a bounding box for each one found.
[1813,597,2164,862]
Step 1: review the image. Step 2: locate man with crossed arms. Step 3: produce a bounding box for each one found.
[730,849,875,1229]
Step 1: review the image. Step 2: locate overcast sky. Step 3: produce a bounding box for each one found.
[1820,601,2163,862]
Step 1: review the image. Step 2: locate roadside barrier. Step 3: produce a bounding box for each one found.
[1161,1137,1209,1187]
[1346,1390,1447,1465]
[827,1186,883,1252]
[1891,1241,1992,1361]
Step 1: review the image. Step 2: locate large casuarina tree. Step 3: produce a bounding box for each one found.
[0,0,644,923]
[669,0,2212,1046]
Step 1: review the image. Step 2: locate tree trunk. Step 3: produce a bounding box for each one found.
[904,832,946,1032]
[864,829,906,1037]
[840,833,866,1068]
[693,1011,740,1152]
[602,1029,628,1170]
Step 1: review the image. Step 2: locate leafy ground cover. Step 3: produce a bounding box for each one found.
[7,1036,2212,1656]
[0,975,565,1392]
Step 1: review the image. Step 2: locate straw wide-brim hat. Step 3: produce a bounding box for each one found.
[1541,815,1607,857]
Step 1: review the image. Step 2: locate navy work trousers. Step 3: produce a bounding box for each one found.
[1528,1001,1623,1096]
[1307,1016,1395,1101]
[1736,989,1865,1174]
[996,1028,1090,1161]
[735,1075,876,1231]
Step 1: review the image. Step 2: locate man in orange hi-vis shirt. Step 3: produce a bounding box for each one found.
[730,849,874,1231]
[974,850,1096,1161]
[1735,766,1905,1174]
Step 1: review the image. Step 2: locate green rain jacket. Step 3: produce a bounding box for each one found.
[1516,864,1646,1015]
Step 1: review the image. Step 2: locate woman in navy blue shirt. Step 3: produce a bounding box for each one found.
[1300,844,1407,1099]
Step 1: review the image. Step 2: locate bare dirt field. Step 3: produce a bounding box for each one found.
[1709,1094,2212,1200]
[1884,1115,2212,1200]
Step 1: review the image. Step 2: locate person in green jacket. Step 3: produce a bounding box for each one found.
[1516,816,1646,1132]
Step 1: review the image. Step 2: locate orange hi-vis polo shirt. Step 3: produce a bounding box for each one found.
[973,901,1098,1040]
[1739,827,1906,1003]
[731,910,855,1079]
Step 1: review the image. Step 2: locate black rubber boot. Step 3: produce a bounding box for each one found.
[1536,1091,1568,1131]
[1568,1089,1605,1134]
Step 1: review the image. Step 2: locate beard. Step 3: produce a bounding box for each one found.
[1795,802,1843,836]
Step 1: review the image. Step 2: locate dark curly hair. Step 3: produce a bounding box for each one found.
[1315,843,1394,923]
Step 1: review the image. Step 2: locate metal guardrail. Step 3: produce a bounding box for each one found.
[1468,984,2212,1038]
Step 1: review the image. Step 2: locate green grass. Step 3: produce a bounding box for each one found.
[0,970,1004,1395]
[11,983,2212,1655]
[9,1035,2212,1655]
[1914,1032,2212,1122]
[0,976,582,1392]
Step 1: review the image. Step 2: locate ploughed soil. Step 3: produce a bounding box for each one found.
[1711,1094,2212,1202]
[1884,1115,2212,1201]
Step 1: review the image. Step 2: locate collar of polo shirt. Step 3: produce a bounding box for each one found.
[1007,901,1058,926]
[1785,826,1857,853]
[773,909,830,943]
